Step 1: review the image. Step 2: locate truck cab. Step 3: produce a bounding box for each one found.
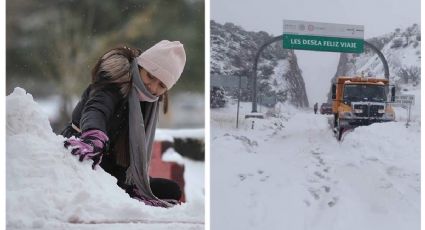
[331,76,396,140]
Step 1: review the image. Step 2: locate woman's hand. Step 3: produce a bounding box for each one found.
[64,129,109,169]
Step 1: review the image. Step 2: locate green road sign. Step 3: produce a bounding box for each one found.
[283,34,364,53]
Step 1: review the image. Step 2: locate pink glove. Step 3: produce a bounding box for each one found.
[64,129,109,169]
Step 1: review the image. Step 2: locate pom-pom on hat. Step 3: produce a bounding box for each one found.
[137,40,186,89]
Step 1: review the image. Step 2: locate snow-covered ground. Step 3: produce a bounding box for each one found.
[6,88,204,230]
[211,100,420,230]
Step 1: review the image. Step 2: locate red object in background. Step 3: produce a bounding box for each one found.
[320,103,333,115]
[149,141,186,202]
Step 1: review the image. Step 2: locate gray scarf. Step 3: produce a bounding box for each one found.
[125,59,174,208]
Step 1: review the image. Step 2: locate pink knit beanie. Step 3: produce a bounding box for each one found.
[137,40,186,89]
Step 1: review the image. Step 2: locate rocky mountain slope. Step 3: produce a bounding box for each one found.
[334,24,420,90]
[211,20,309,107]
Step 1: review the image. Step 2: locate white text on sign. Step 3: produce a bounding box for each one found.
[289,38,357,48]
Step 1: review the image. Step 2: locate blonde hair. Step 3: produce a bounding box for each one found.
[92,47,141,96]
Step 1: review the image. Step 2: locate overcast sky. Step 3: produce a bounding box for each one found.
[211,0,421,104]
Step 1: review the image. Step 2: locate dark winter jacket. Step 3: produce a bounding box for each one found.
[61,83,140,188]
[62,83,182,201]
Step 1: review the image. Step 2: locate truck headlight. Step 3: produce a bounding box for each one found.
[341,112,353,118]
[383,112,395,120]
[378,109,385,113]
[354,109,363,113]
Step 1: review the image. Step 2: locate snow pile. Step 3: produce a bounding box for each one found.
[156,129,205,142]
[211,101,420,230]
[162,148,185,166]
[6,88,204,229]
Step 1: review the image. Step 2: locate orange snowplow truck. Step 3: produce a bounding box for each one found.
[331,76,396,140]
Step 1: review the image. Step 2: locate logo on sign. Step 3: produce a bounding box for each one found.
[308,25,314,31]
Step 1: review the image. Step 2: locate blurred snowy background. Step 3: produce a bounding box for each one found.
[6,0,205,132]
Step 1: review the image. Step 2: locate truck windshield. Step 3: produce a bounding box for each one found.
[343,85,386,103]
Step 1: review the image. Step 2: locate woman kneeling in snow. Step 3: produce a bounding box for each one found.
[61,41,186,208]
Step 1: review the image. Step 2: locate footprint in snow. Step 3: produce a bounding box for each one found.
[315,156,325,166]
[323,185,331,193]
[308,188,320,200]
[314,171,326,179]
[238,173,255,181]
[259,176,270,182]
[238,174,247,181]
[233,135,258,147]
[328,197,339,207]
[311,150,321,156]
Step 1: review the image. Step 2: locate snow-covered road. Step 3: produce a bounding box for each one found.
[211,102,420,230]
